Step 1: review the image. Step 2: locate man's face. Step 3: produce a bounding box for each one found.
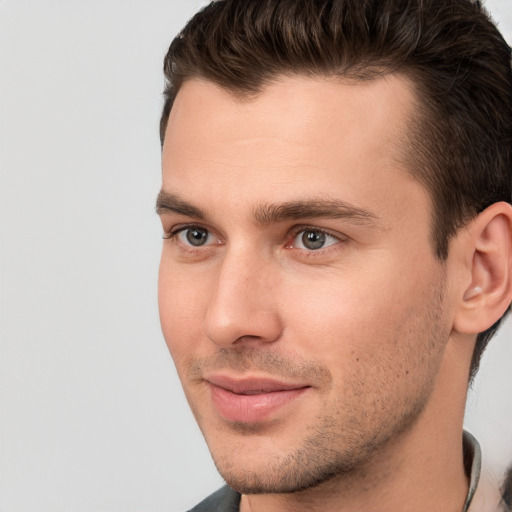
[158,75,452,493]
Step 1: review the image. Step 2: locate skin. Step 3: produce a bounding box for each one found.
[158,75,477,512]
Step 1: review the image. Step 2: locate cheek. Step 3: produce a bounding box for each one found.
[158,260,209,365]
[281,264,443,374]
[282,270,406,345]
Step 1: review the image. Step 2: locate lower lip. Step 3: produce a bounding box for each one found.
[209,384,308,423]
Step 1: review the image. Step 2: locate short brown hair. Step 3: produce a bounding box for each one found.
[160,0,512,379]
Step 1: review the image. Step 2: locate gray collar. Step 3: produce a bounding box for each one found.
[463,430,482,512]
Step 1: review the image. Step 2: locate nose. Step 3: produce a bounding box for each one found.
[203,249,283,348]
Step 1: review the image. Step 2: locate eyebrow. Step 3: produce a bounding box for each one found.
[156,190,382,227]
[156,190,205,219]
[252,200,382,227]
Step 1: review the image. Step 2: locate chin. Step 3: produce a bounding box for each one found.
[209,435,373,495]
[222,466,346,495]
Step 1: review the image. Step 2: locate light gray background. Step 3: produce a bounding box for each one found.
[0,1,511,511]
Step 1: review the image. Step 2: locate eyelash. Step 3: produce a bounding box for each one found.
[287,226,342,252]
[162,224,217,252]
[163,224,346,254]
[163,224,205,240]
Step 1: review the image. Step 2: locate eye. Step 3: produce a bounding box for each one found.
[292,229,339,250]
[174,226,214,247]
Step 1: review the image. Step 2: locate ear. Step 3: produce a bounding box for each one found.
[453,202,512,335]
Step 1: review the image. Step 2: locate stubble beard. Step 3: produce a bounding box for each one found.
[190,275,449,496]
[211,385,433,495]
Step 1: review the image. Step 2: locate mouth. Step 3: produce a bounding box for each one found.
[205,374,311,424]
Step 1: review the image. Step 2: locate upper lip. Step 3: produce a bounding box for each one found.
[205,374,310,395]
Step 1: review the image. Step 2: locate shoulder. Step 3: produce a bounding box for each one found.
[187,485,241,512]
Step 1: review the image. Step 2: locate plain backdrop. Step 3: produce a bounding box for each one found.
[0,1,511,511]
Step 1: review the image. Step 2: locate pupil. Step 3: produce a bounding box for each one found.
[302,230,326,250]
[186,228,208,246]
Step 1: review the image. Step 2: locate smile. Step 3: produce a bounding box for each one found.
[205,375,310,424]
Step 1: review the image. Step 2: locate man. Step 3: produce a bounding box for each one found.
[156,0,512,510]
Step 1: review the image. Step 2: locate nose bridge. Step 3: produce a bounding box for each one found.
[204,245,282,347]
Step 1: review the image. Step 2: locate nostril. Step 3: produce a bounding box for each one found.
[204,309,283,348]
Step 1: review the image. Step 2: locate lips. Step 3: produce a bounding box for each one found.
[205,374,310,423]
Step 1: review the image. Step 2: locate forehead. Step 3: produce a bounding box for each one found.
[161,74,426,225]
[165,74,416,146]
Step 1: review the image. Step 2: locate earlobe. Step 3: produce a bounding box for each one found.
[453,202,512,335]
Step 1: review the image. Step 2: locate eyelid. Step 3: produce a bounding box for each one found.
[286,225,347,250]
[163,222,205,238]
[163,223,221,246]
[162,222,347,254]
